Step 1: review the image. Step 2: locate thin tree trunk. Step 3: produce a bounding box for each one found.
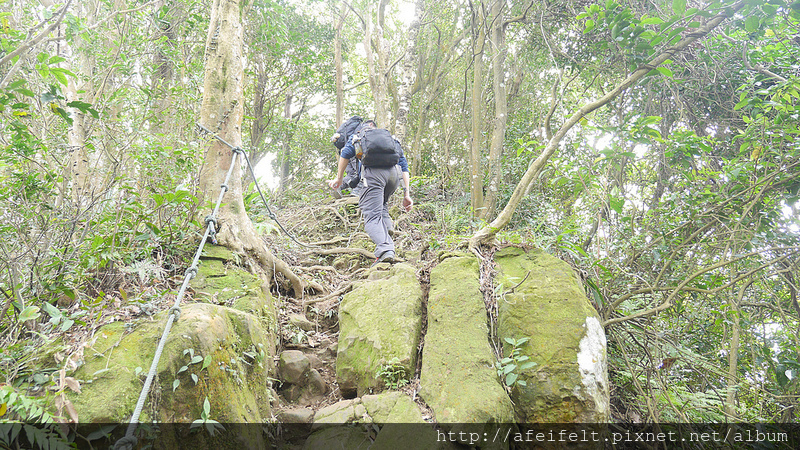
[469,4,486,217]
[334,1,349,125]
[279,94,292,196]
[395,0,421,148]
[480,0,508,220]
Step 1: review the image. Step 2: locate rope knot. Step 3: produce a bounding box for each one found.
[185,265,198,279]
[114,435,138,450]
[204,215,218,229]
[169,305,182,321]
[232,146,245,155]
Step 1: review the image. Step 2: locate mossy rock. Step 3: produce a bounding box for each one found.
[495,247,609,423]
[420,255,514,448]
[305,393,447,450]
[336,263,423,396]
[68,303,276,448]
[189,248,277,342]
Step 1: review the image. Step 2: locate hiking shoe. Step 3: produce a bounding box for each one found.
[371,251,396,267]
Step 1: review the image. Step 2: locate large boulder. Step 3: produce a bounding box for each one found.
[68,251,278,449]
[420,254,515,446]
[336,263,424,396]
[495,247,609,422]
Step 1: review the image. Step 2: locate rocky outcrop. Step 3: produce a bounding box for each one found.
[495,247,610,422]
[336,263,424,396]
[67,246,277,448]
[420,254,515,447]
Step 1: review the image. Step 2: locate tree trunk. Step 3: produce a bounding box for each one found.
[479,0,509,220]
[334,1,349,126]
[42,0,91,202]
[470,2,745,247]
[469,4,486,217]
[197,0,319,296]
[278,94,292,196]
[395,0,421,149]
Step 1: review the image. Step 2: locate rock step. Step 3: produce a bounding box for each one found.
[419,254,515,446]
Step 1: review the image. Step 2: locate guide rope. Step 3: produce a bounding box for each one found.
[114,124,314,449]
[195,123,316,248]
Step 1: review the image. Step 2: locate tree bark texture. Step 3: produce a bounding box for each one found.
[469,3,486,217]
[479,0,509,220]
[198,0,315,296]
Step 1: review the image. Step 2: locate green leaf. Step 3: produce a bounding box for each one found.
[52,70,68,86]
[191,373,199,385]
[172,379,180,392]
[744,16,759,33]
[503,364,517,375]
[190,355,203,365]
[85,424,118,441]
[203,397,211,416]
[656,67,673,77]
[202,355,212,371]
[672,0,686,14]
[60,318,74,332]
[519,361,537,370]
[609,196,625,214]
[734,98,750,110]
[505,372,518,386]
[41,302,62,320]
[177,365,188,374]
[19,306,41,322]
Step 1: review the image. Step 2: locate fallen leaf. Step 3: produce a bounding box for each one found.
[64,377,82,394]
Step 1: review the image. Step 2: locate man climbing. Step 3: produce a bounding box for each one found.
[328,120,413,265]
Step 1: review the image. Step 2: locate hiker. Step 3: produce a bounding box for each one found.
[330,116,365,198]
[327,120,413,264]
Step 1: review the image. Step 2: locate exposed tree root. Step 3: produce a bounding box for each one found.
[305,247,375,260]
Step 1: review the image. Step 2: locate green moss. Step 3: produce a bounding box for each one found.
[336,264,423,396]
[495,247,608,422]
[420,256,515,426]
[68,303,275,428]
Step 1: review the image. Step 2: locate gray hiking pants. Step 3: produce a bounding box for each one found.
[359,165,400,258]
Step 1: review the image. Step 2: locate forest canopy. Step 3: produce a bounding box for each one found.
[1,0,799,427]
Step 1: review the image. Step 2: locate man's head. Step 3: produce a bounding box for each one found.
[363,120,377,129]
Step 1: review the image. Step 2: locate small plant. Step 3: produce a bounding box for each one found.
[495,337,536,388]
[376,357,409,390]
[190,397,225,436]
[173,348,211,391]
[0,385,72,450]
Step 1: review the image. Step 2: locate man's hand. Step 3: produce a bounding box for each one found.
[328,178,343,190]
[402,195,413,212]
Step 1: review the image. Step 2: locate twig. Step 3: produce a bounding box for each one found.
[304,283,355,307]
[502,270,531,296]
[305,247,374,260]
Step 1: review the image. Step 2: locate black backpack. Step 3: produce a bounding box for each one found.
[333,115,363,151]
[354,127,400,168]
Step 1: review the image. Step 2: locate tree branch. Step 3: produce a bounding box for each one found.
[0,0,73,74]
